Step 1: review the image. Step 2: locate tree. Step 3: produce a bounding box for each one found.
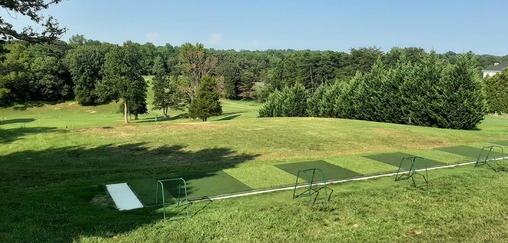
[1,0,66,43]
[434,53,487,129]
[484,69,508,114]
[188,76,222,122]
[152,55,185,118]
[178,43,217,102]
[0,40,72,105]
[98,42,147,124]
[259,83,308,117]
[64,44,111,105]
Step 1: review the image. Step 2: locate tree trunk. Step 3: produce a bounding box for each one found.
[163,107,168,118]
[124,102,129,124]
[134,114,139,120]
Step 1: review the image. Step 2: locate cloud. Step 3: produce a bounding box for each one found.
[210,33,223,44]
[145,32,160,43]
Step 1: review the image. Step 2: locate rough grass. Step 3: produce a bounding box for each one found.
[1,95,508,242]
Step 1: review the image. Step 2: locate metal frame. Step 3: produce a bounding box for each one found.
[155,178,189,221]
[293,168,332,205]
[475,145,506,171]
[395,156,429,187]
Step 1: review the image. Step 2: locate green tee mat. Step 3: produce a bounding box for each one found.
[436,145,505,159]
[128,171,251,206]
[275,160,362,181]
[493,141,508,147]
[364,152,446,170]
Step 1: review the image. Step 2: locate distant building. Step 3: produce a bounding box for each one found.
[483,61,508,78]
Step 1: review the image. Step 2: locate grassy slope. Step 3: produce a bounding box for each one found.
[1,93,508,241]
[82,166,508,242]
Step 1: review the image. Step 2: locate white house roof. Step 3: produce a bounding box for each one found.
[483,61,508,71]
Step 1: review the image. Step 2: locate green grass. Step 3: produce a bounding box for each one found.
[2,91,508,241]
[80,166,508,242]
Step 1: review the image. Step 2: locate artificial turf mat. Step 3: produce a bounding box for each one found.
[128,171,252,205]
[436,145,505,159]
[275,160,362,181]
[364,152,446,170]
[493,141,508,147]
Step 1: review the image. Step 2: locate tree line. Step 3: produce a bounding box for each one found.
[259,51,502,130]
[0,35,507,125]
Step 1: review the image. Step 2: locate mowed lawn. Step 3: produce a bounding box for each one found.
[1,96,508,242]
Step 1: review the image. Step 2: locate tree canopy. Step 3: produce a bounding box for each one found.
[1,0,66,43]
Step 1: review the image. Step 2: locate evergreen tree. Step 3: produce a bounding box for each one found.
[152,55,186,118]
[188,76,222,122]
[259,83,308,117]
[484,69,508,114]
[434,53,487,129]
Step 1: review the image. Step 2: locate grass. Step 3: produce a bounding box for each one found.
[80,166,508,242]
[2,89,508,241]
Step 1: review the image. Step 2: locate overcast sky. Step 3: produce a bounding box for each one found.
[7,0,508,55]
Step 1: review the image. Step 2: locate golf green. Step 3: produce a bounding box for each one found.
[128,171,252,205]
[275,160,362,181]
[364,152,446,170]
[436,145,505,159]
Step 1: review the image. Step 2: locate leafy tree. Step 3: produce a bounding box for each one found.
[30,55,72,101]
[484,69,508,114]
[152,55,185,118]
[1,0,66,43]
[0,40,71,105]
[98,42,147,123]
[178,43,217,102]
[139,42,157,75]
[188,76,222,122]
[0,41,31,105]
[64,44,111,105]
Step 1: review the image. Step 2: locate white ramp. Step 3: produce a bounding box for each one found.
[106,183,144,211]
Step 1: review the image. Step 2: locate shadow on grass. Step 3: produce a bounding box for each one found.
[136,113,190,123]
[0,142,258,242]
[216,114,241,121]
[0,118,36,126]
[0,126,59,143]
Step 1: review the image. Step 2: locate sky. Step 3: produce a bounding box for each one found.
[6,0,508,55]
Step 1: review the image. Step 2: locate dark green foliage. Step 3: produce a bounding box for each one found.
[433,53,487,129]
[188,76,222,122]
[0,41,72,106]
[250,83,271,102]
[152,55,186,118]
[259,83,308,117]
[98,41,147,123]
[280,52,488,130]
[64,44,111,105]
[484,69,508,114]
[1,0,66,43]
